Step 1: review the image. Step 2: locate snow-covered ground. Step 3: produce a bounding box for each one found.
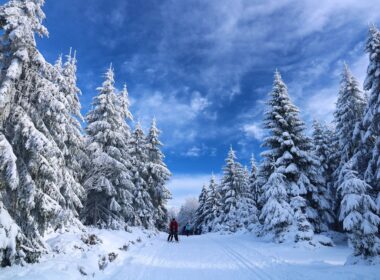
[1,229,379,280]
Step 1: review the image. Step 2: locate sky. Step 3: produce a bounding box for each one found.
[8,0,380,208]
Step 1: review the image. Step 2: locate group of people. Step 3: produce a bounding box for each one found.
[167,218,192,242]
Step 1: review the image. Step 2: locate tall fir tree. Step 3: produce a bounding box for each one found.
[259,171,293,241]
[145,119,171,230]
[260,71,324,239]
[203,174,221,232]
[338,161,380,260]
[217,147,252,232]
[249,154,261,208]
[311,121,336,231]
[194,184,209,233]
[0,0,85,264]
[239,166,258,229]
[353,25,380,208]
[82,66,134,229]
[129,122,154,229]
[333,64,366,224]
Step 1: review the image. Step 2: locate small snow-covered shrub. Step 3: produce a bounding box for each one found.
[81,234,102,245]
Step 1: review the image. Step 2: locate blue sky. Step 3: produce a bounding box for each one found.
[14,0,380,208]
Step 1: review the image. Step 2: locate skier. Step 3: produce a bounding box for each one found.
[167,218,179,242]
[185,222,191,237]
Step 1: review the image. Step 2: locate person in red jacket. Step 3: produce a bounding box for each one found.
[167,218,179,242]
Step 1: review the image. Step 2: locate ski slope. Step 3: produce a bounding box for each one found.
[113,233,379,280]
[1,229,380,280]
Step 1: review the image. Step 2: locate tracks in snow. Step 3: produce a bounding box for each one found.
[209,236,275,280]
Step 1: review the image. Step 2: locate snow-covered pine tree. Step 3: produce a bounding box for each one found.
[259,71,324,239]
[177,197,199,230]
[334,64,366,168]
[50,50,87,225]
[249,154,261,208]
[333,64,366,224]
[129,122,155,229]
[203,174,221,232]
[311,121,336,232]
[0,0,85,264]
[119,84,133,122]
[353,25,380,206]
[145,118,171,230]
[259,171,293,241]
[290,196,314,243]
[83,66,134,229]
[0,134,31,266]
[194,184,208,233]
[338,161,380,260]
[238,166,258,229]
[217,147,250,232]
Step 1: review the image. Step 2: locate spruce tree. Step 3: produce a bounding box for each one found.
[203,175,221,232]
[249,154,261,208]
[0,0,84,264]
[239,166,258,229]
[194,184,208,233]
[338,161,380,259]
[260,71,323,239]
[311,121,336,231]
[355,25,380,205]
[83,66,134,229]
[146,119,171,230]
[259,171,293,241]
[334,64,366,168]
[129,122,154,228]
[333,64,366,224]
[218,147,251,232]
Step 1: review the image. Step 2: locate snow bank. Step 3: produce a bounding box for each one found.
[0,226,156,280]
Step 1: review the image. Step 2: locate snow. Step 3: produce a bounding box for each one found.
[1,230,380,280]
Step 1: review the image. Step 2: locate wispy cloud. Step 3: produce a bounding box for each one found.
[46,0,380,161]
[167,173,214,208]
[242,123,266,141]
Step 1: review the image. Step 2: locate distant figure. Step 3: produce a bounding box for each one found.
[167,218,179,242]
[185,222,191,237]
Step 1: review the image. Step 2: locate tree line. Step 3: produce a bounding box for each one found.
[0,0,171,267]
[194,26,380,262]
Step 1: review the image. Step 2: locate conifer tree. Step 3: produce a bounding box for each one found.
[239,166,258,229]
[334,64,366,168]
[354,25,380,206]
[249,154,261,208]
[0,0,84,264]
[260,71,323,239]
[203,175,221,232]
[260,171,293,241]
[311,121,336,231]
[129,122,154,228]
[83,66,134,229]
[218,148,251,232]
[194,184,208,233]
[146,119,171,230]
[338,161,380,259]
[333,64,366,222]
[119,84,133,122]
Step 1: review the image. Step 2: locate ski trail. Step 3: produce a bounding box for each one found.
[209,235,274,280]
[107,233,256,280]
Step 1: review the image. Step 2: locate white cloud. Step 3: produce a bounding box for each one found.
[191,92,210,111]
[167,174,214,209]
[121,0,379,151]
[182,144,218,158]
[184,146,202,157]
[130,88,212,147]
[242,123,266,141]
[304,87,338,123]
